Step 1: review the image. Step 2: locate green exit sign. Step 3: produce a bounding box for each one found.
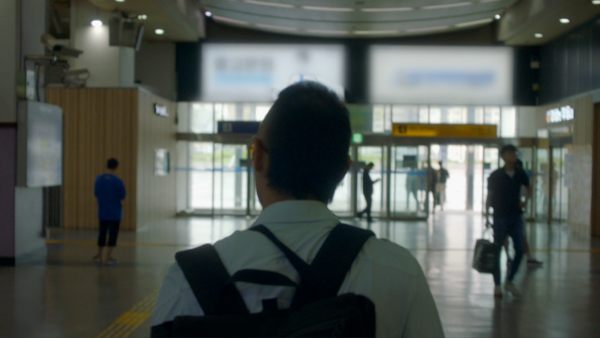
[352,133,363,144]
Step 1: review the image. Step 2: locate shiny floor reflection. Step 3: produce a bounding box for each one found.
[1,212,599,338]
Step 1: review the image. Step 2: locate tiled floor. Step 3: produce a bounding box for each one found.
[1,212,599,338]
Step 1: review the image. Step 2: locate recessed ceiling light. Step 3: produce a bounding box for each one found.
[155,28,164,35]
[138,14,147,20]
[534,33,543,38]
[560,18,570,24]
[91,19,102,27]
[205,11,212,17]
[115,0,125,2]
[495,14,501,20]
[592,0,600,5]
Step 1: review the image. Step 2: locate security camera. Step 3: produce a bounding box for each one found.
[41,34,83,58]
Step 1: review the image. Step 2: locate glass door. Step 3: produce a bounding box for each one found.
[481,146,499,213]
[213,143,249,216]
[551,146,570,223]
[535,143,550,222]
[355,146,387,219]
[390,145,430,219]
[518,146,535,220]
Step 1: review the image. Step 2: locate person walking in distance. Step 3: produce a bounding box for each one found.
[436,161,450,211]
[93,158,126,265]
[358,162,379,222]
[485,145,531,297]
[504,159,543,267]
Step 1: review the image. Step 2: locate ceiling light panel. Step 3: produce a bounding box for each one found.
[256,23,299,31]
[422,2,472,10]
[407,26,450,33]
[456,18,493,27]
[354,30,399,35]
[212,15,249,25]
[360,8,413,12]
[305,29,350,35]
[302,6,354,12]
[244,0,295,8]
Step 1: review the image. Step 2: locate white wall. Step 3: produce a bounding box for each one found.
[14,187,45,260]
[135,41,177,101]
[70,0,134,87]
[0,0,18,122]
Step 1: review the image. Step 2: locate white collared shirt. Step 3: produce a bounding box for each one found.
[152,201,444,338]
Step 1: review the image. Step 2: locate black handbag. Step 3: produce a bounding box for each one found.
[472,228,501,274]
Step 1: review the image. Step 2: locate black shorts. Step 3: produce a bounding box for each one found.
[98,220,121,247]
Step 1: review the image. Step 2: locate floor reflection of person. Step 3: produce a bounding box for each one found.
[358,162,379,222]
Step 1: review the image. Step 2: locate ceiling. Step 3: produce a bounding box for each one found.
[199,0,520,37]
[89,0,205,42]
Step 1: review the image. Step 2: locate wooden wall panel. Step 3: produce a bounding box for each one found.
[47,88,138,231]
[136,90,177,229]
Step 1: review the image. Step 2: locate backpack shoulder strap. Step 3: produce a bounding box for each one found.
[311,224,375,298]
[175,244,248,315]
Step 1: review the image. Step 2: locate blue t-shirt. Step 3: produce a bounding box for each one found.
[94,174,126,221]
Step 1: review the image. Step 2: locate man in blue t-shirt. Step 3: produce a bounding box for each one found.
[93,158,126,265]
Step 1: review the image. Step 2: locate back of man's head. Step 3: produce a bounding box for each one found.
[107,158,119,170]
[263,81,351,203]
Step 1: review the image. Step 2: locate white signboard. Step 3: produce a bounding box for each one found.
[17,101,63,187]
[202,44,345,102]
[369,46,513,105]
[546,105,575,123]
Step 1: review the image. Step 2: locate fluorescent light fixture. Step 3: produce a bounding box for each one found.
[407,26,450,33]
[155,28,164,35]
[302,6,354,12]
[115,0,125,2]
[495,14,501,20]
[534,33,543,38]
[305,29,350,35]
[91,19,102,27]
[422,2,471,10]
[560,18,570,24]
[256,23,298,31]
[456,18,493,27]
[354,30,399,35]
[205,11,212,17]
[360,7,413,12]
[593,0,600,4]
[213,16,249,25]
[244,0,295,8]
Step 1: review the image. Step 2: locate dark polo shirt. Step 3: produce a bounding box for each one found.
[487,168,530,218]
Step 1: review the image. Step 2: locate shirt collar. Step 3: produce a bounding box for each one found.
[252,200,339,226]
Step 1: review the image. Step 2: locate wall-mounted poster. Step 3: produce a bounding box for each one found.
[154,149,170,176]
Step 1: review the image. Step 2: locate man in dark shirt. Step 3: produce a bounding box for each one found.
[358,162,379,222]
[485,145,531,298]
[93,158,126,265]
[436,161,450,211]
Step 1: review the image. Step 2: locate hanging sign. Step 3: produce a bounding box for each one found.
[392,123,497,138]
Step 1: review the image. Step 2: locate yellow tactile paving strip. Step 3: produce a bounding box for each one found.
[94,288,160,338]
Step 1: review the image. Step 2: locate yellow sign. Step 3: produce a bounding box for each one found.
[392,123,497,138]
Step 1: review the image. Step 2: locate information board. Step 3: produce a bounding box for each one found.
[392,123,497,138]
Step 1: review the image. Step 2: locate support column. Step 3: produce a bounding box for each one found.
[466,107,476,210]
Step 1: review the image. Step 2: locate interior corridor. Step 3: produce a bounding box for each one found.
[1,213,599,338]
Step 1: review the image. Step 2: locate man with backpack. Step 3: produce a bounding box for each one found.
[151,82,444,337]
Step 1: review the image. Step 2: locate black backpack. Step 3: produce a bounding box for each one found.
[151,223,376,337]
